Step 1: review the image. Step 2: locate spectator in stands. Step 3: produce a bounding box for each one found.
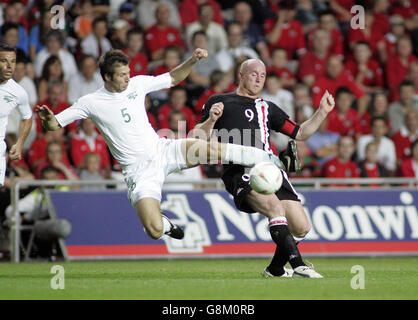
[311,55,368,116]
[392,109,418,167]
[122,27,148,77]
[118,2,136,28]
[390,0,418,32]
[70,118,110,177]
[298,28,330,88]
[293,83,314,123]
[37,55,68,103]
[68,54,103,104]
[79,152,107,190]
[185,3,228,56]
[306,9,344,58]
[266,47,296,90]
[136,0,181,30]
[407,61,418,98]
[13,57,37,106]
[345,41,384,95]
[357,116,397,175]
[233,1,270,64]
[110,19,130,50]
[321,135,360,180]
[400,139,418,177]
[358,141,390,179]
[27,128,70,172]
[360,91,390,135]
[144,3,185,61]
[372,0,391,36]
[158,109,187,139]
[385,35,417,102]
[184,30,220,90]
[157,87,196,132]
[388,80,418,134]
[73,0,95,41]
[153,46,183,81]
[263,0,306,59]
[35,141,79,180]
[214,22,259,74]
[326,87,362,139]
[380,14,407,64]
[306,116,340,167]
[80,17,112,59]
[1,4,29,56]
[28,8,53,61]
[1,22,28,61]
[179,0,224,27]
[34,30,78,81]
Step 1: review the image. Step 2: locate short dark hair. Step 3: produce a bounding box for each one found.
[1,22,19,37]
[399,79,414,91]
[0,43,17,54]
[335,86,353,98]
[191,30,207,43]
[98,49,130,81]
[126,27,144,41]
[93,17,107,28]
[371,115,388,127]
[40,165,59,179]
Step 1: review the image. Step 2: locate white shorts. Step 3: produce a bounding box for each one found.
[123,138,188,205]
[0,141,6,187]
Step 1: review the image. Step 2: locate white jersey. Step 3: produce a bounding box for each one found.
[56,73,172,168]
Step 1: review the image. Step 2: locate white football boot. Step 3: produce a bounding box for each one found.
[262,267,294,278]
[292,265,323,278]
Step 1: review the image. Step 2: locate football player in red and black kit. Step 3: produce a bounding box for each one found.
[194,59,335,278]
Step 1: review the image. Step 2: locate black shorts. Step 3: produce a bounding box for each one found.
[222,166,301,214]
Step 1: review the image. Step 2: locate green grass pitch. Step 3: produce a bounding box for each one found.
[0,257,417,300]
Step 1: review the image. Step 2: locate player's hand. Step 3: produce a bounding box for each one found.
[209,102,224,122]
[9,143,23,161]
[34,104,55,121]
[192,48,208,62]
[319,90,335,113]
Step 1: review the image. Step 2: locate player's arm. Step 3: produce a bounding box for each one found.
[169,48,208,87]
[192,102,224,141]
[34,105,62,131]
[9,117,32,161]
[296,91,335,141]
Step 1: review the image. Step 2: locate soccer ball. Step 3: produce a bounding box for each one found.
[249,162,283,195]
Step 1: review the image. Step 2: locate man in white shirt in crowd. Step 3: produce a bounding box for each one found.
[36,48,283,241]
[81,17,112,59]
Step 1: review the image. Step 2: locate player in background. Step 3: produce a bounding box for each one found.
[0,44,33,187]
[35,49,284,242]
[194,59,335,278]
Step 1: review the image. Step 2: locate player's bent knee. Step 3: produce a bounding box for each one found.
[292,221,311,238]
[144,223,164,240]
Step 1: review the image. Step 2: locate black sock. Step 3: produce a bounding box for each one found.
[269,224,306,270]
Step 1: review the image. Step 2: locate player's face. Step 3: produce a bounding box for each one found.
[108,65,130,92]
[240,61,266,97]
[0,51,16,83]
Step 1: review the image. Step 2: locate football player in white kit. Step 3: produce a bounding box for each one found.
[0,44,33,187]
[36,48,283,241]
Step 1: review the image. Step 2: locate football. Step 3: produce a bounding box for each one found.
[249,162,283,195]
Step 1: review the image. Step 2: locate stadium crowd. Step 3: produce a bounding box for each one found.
[1,0,418,217]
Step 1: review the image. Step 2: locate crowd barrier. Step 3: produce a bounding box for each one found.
[9,178,418,262]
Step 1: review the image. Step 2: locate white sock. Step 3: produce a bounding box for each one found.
[224,144,274,167]
[162,215,172,234]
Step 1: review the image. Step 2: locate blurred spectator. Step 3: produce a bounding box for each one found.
[233,1,270,64]
[385,35,417,102]
[266,47,296,90]
[298,28,330,88]
[136,0,181,30]
[328,0,354,26]
[358,141,390,179]
[110,19,130,50]
[27,128,70,172]
[321,135,360,180]
[184,30,221,90]
[0,4,29,56]
[391,109,418,166]
[122,27,148,77]
[263,0,306,59]
[311,55,367,115]
[179,0,224,27]
[360,91,390,135]
[158,109,187,139]
[74,0,95,41]
[408,61,418,98]
[118,2,136,28]
[153,46,183,82]
[390,0,418,31]
[357,116,397,175]
[306,116,340,167]
[400,139,418,177]
[70,119,110,176]
[68,54,103,104]
[345,41,384,95]
[185,3,228,56]
[1,22,29,61]
[144,3,185,61]
[158,87,196,132]
[372,0,391,36]
[79,153,107,190]
[194,70,234,117]
[37,55,68,103]
[34,30,78,81]
[380,14,407,64]
[214,22,259,74]
[12,57,37,106]
[293,83,314,123]
[326,87,362,139]
[306,9,344,58]
[35,141,79,180]
[28,8,53,61]
[388,80,418,134]
[294,0,320,34]
[80,17,112,59]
